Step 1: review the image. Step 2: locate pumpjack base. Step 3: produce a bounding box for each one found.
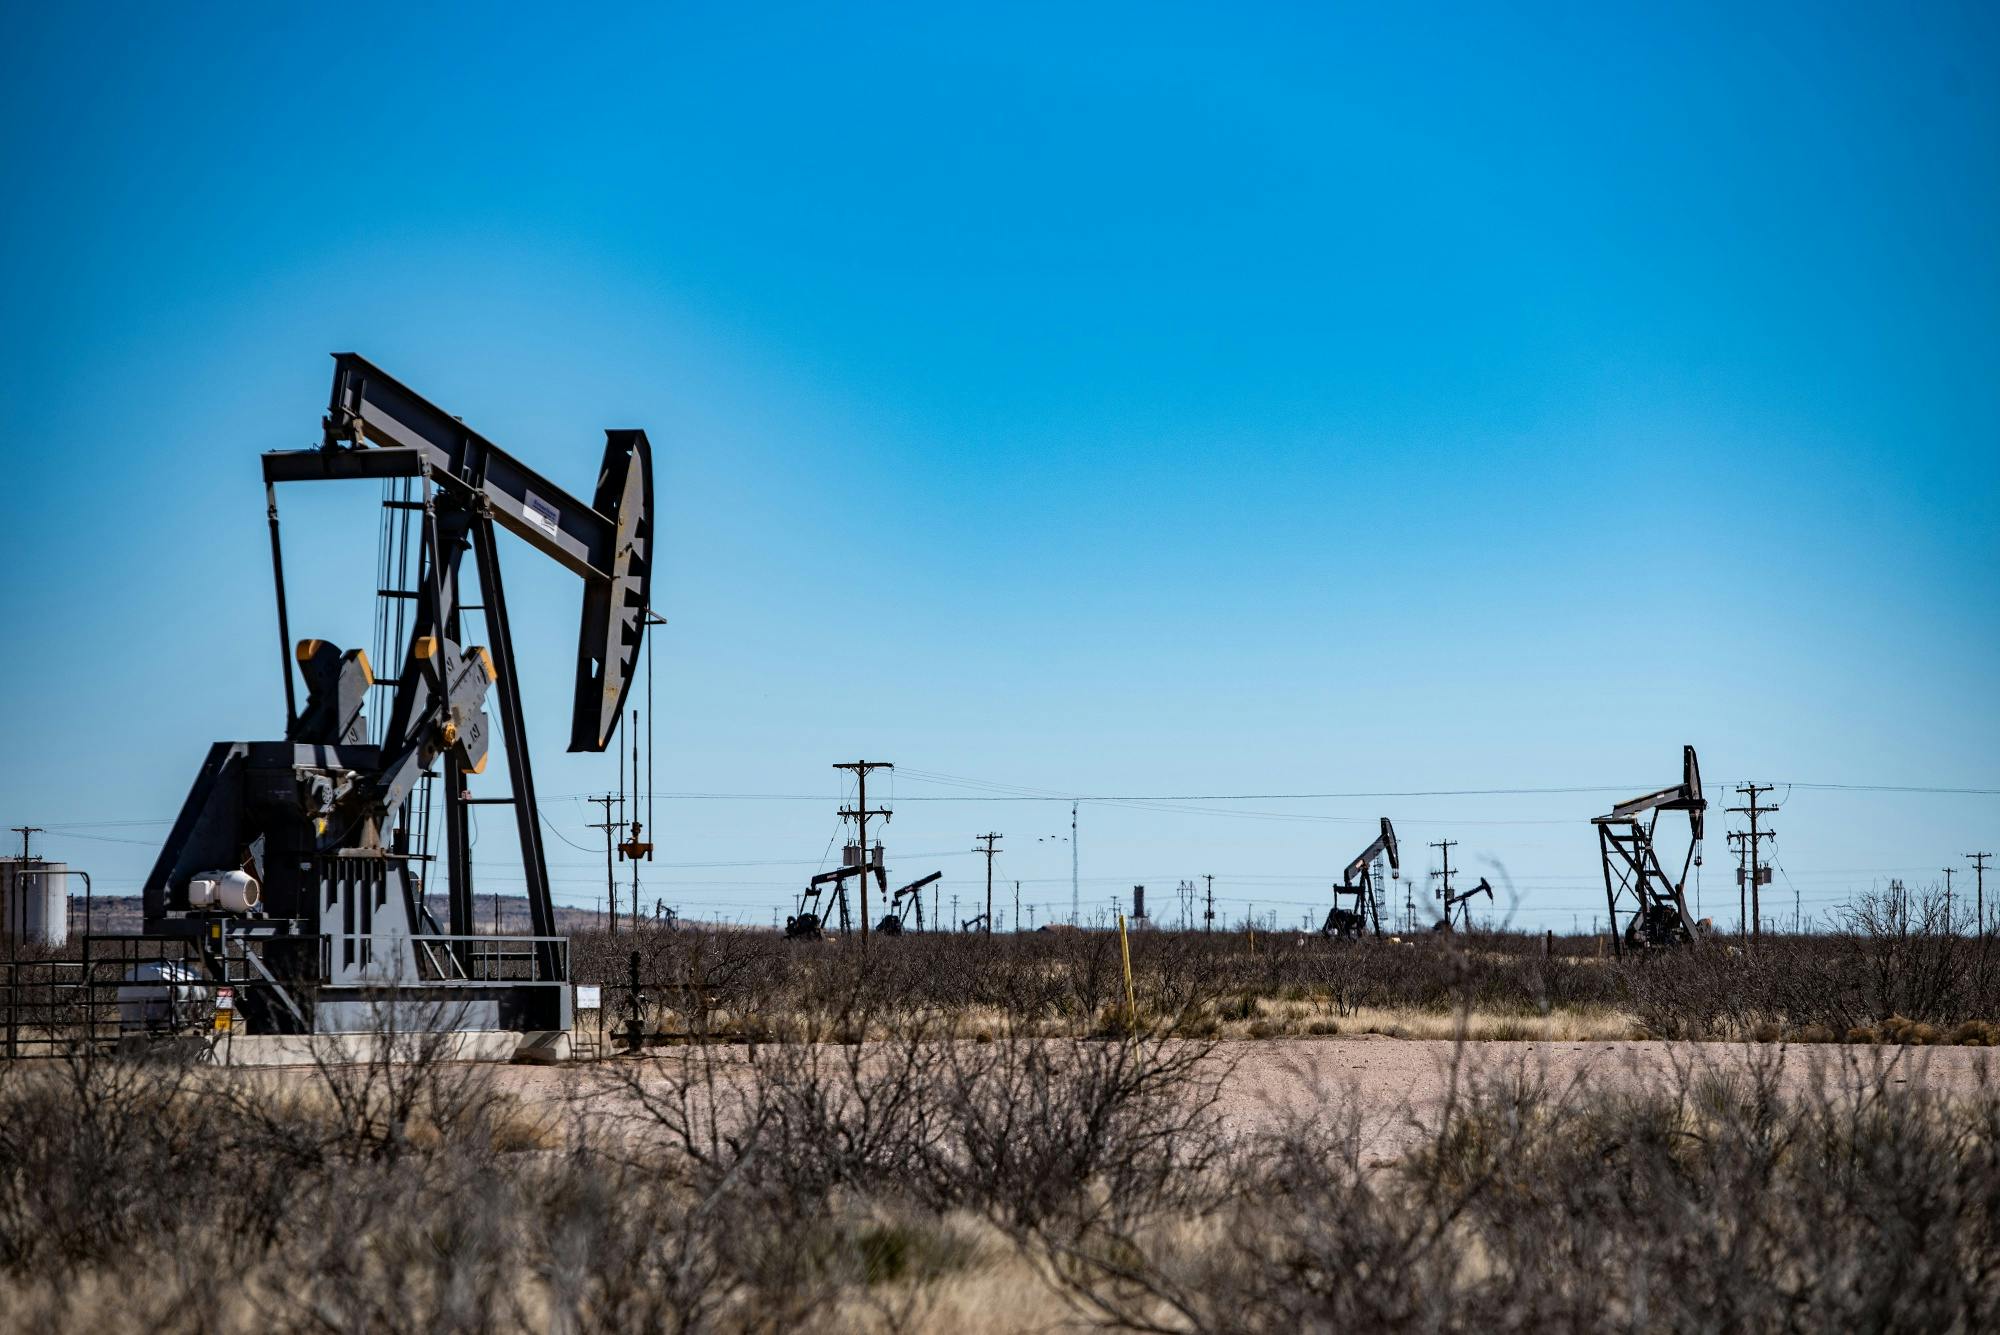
[83,928,574,1056]
[125,1028,573,1067]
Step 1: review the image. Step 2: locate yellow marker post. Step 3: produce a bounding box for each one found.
[1118,913,1136,1028]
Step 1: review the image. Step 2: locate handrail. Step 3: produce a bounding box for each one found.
[318,932,570,984]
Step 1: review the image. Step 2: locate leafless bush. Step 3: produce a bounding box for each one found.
[1031,1045,2000,1332]
[1842,881,1980,1025]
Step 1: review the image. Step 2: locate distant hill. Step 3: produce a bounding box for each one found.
[71,895,624,937]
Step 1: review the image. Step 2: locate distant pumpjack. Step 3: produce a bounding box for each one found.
[1321,818,1400,938]
[1435,876,1493,932]
[787,852,886,940]
[1593,745,1707,956]
[877,871,941,935]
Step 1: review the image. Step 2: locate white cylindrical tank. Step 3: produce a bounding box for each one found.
[0,860,69,948]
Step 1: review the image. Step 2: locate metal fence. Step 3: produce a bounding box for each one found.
[0,933,260,1060]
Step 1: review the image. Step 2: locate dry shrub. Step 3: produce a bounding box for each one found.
[1951,1020,2000,1047]
[2,1012,1997,1332]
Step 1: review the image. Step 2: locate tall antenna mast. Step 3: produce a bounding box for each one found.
[1071,802,1079,926]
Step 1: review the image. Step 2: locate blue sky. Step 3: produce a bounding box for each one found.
[1,3,1994,931]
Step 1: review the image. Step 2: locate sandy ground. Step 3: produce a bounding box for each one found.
[494,1036,1995,1164]
[1205,1035,1993,1160]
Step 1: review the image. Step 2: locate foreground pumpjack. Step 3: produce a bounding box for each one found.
[1322,818,1400,937]
[136,356,654,1041]
[1594,745,1706,957]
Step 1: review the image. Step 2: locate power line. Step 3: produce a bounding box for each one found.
[530,780,2000,802]
[34,777,1999,835]
[538,808,600,852]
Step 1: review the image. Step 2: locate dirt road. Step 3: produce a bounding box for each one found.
[496,1036,1993,1163]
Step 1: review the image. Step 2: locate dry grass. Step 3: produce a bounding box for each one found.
[1233,1001,1644,1042]
[1196,991,1643,1041]
[814,1217,1077,1334]
[591,986,2000,1051]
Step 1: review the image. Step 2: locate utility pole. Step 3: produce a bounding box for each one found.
[1203,874,1215,933]
[972,833,1002,936]
[1728,834,1747,940]
[1429,839,1458,931]
[1013,879,1020,934]
[587,795,618,935]
[10,828,42,862]
[1970,853,1992,939]
[1943,867,1956,931]
[9,828,44,960]
[618,708,652,934]
[1727,784,1777,944]
[834,761,892,948]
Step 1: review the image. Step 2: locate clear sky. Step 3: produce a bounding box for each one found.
[2,3,1994,932]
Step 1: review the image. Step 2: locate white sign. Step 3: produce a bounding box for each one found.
[523,492,561,539]
[575,985,602,1011]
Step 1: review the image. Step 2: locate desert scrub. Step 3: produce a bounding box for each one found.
[561,907,2000,1047]
[3,1010,1997,1331]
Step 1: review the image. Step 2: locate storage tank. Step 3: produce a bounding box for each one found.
[0,859,69,948]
